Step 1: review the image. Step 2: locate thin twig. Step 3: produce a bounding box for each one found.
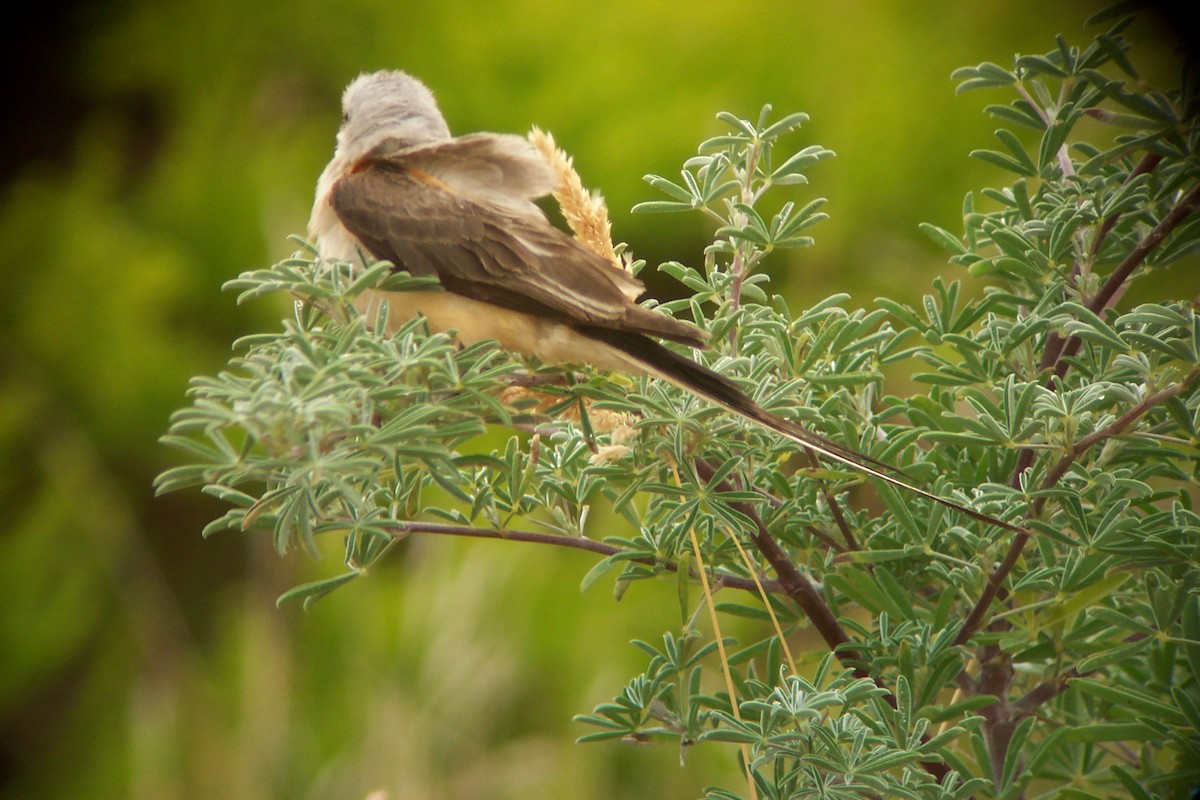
[692,459,864,664]
[804,523,848,554]
[1087,153,1163,265]
[379,518,782,595]
[1012,633,1148,717]
[1087,183,1200,318]
[977,632,1015,787]
[802,450,860,551]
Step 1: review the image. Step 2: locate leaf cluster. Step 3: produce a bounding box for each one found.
[158,13,1200,799]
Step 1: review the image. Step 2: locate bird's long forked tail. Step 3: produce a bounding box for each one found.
[589,328,1025,534]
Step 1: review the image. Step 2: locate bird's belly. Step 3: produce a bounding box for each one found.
[357,289,644,375]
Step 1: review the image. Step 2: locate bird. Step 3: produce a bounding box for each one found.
[308,69,1018,532]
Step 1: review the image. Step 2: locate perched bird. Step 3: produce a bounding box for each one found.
[309,70,1016,530]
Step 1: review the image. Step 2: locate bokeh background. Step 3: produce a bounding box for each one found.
[0,2,1191,798]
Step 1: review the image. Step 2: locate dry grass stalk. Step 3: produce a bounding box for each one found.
[527,127,632,279]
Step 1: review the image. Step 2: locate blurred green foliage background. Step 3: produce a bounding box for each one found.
[0,2,1189,798]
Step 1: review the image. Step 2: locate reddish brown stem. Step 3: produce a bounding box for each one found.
[692,458,865,666]
[381,519,781,595]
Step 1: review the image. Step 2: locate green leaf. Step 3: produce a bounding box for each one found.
[953,62,1017,90]
[1171,686,1200,733]
[995,128,1037,174]
[875,297,924,330]
[632,200,694,214]
[1002,717,1036,788]
[1085,606,1157,636]
[715,111,757,137]
[1078,69,1177,122]
[580,556,621,593]
[1062,722,1163,743]
[1069,678,1187,726]
[1055,301,1130,352]
[643,173,696,203]
[1037,119,1073,170]
[1182,594,1200,682]
[152,464,216,494]
[713,602,772,621]
[758,111,810,141]
[917,696,998,724]
[1084,107,1161,128]
[1016,54,1068,78]
[770,145,834,181]
[1109,765,1155,800]
[1041,572,1131,626]
[825,568,906,617]
[985,102,1048,130]
[919,223,968,255]
[970,148,1036,177]
[276,572,359,609]
[574,730,631,743]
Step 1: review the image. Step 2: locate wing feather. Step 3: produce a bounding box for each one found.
[330,149,704,346]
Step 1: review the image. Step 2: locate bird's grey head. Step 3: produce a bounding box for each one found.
[335,70,451,159]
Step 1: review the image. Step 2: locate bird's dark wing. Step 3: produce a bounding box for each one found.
[330,152,704,346]
[362,133,560,211]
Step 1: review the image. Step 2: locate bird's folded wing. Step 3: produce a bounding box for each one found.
[361,133,557,211]
[330,151,705,346]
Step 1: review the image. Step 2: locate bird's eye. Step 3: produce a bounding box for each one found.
[341,111,350,124]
